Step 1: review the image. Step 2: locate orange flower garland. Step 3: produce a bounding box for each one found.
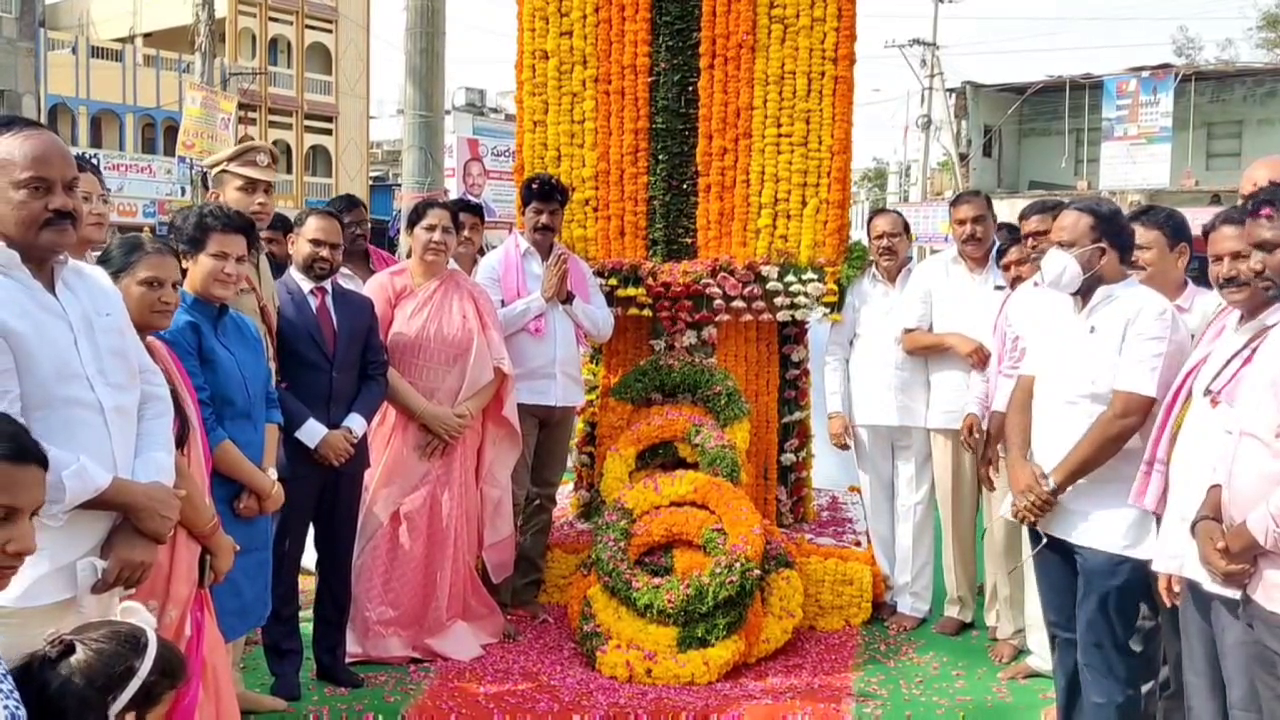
[716,322,780,523]
[821,0,856,265]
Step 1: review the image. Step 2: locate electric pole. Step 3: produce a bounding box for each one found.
[885,0,956,202]
[400,0,447,240]
[192,0,217,87]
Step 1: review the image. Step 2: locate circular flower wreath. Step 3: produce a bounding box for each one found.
[599,404,746,502]
[591,471,766,646]
[569,564,804,685]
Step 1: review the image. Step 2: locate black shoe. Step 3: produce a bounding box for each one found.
[269,676,302,702]
[316,665,365,690]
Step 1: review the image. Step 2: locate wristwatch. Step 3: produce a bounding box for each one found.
[263,467,279,482]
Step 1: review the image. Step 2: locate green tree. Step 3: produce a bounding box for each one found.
[1171,24,1205,64]
[856,158,890,210]
[1253,0,1280,61]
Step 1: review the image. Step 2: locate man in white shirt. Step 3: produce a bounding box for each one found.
[474,173,614,618]
[0,115,180,660]
[449,197,486,277]
[965,198,1067,686]
[961,230,1043,668]
[1129,204,1223,339]
[1148,203,1263,720]
[1127,202,1222,720]
[1005,197,1191,720]
[825,209,934,633]
[902,190,1005,636]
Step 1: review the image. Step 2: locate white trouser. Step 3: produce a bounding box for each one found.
[1023,528,1053,674]
[853,425,936,618]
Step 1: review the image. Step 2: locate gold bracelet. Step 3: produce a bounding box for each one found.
[191,514,221,539]
[268,481,281,500]
[412,403,430,423]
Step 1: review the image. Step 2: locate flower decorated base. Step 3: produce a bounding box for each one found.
[406,485,873,716]
[541,484,880,632]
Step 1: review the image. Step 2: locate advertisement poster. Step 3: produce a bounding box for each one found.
[1099,71,1177,190]
[72,148,194,201]
[447,132,517,248]
[72,149,193,227]
[177,81,239,161]
[890,201,953,249]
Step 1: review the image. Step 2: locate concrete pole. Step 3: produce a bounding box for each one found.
[193,0,217,87]
[917,0,941,201]
[400,0,448,242]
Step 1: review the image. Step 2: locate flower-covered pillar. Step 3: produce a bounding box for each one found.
[516,0,861,526]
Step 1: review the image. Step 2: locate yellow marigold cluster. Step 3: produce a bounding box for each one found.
[793,544,877,632]
[538,542,590,607]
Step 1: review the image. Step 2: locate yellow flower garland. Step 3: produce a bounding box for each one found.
[579,568,802,685]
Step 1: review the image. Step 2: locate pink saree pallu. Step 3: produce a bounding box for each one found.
[348,267,520,663]
[133,338,239,720]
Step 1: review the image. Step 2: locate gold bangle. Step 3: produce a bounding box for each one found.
[192,515,221,539]
[268,481,281,500]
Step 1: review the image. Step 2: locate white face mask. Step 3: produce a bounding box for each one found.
[1038,244,1103,295]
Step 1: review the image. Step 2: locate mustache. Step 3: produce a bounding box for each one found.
[533,225,555,233]
[41,211,77,228]
[1219,277,1250,289]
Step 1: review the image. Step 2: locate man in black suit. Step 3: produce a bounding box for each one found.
[263,207,389,700]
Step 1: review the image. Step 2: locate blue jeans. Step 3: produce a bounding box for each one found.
[1031,530,1161,720]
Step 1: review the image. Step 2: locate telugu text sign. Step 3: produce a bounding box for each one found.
[177,81,239,162]
[72,148,194,201]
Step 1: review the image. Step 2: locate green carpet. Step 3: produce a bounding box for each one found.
[852,517,1055,719]
[242,525,1056,718]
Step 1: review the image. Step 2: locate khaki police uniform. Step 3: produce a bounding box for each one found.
[202,141,282,370]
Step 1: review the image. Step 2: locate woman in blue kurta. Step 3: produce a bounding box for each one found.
[158,203,289,715]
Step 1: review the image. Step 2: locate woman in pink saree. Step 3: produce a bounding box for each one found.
[347,200,520,663]
[96,234,240,719]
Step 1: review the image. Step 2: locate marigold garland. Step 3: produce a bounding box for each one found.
[648,0,701,261]
[599,404,745,502]
[717,322,781,523]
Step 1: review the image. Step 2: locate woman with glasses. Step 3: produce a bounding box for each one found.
[72,154,112,262]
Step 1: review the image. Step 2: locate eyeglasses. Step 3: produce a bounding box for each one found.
[343,219,372,232]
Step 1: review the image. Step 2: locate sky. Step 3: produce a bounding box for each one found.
[369,0,1259,166]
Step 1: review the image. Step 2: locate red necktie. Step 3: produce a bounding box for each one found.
[312,286,336,354]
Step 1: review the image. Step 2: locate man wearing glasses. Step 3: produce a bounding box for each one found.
[326,194,398,290]
[1004,197,1191,720]
[824,208,932,635]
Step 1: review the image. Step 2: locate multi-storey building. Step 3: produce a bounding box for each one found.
[0,0,39,118]
[43,0,370,210]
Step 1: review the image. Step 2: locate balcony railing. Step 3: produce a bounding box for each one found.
[304,179,334,201]
[268,69,295,93]
[45,33,75,54]
[275,178,296,199]
[304,73,334,98]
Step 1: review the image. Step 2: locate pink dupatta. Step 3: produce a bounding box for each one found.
[499,233,590,349]
[370,245,399,273]
[132,338,238,720]
[1130,306,1235,515]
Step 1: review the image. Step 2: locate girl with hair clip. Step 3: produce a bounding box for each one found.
[9,602,186,719]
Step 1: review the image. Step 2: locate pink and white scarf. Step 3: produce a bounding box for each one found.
[1130,305,1235,515]
[500,233,591,348]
